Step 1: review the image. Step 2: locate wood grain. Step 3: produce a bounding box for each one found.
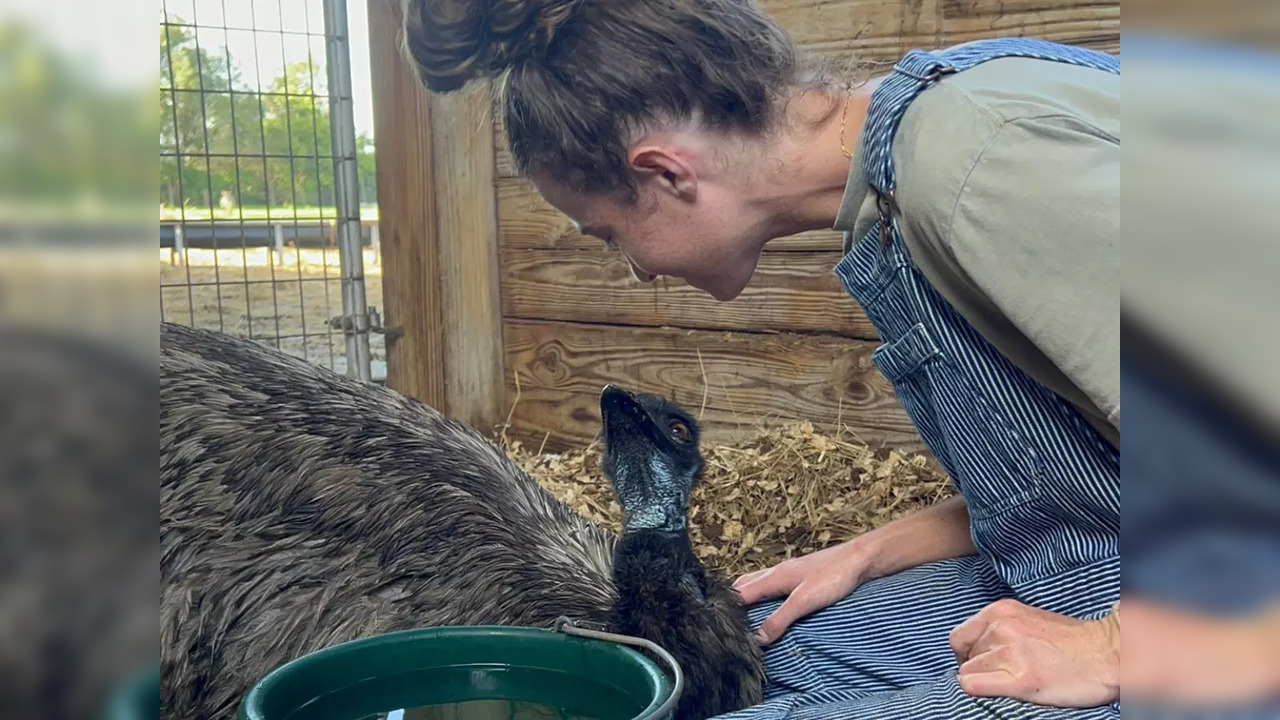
[367,0,445,410]
[504,386,928,455]
[493,96,516,180]
[768,0,917,59]
[496,177,844,252]
[938,3,1119,50]
[502,319,921,451]
[501,248,877,339]
[432,84,506,431]
[776,0,1119,58]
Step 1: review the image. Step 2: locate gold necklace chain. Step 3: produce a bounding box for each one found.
[838,83,853,160]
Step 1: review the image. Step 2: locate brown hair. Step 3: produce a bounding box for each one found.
[403,0,827,198]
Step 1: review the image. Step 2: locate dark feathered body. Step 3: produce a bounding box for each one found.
[160,322,763,719]
[611,532,764,716]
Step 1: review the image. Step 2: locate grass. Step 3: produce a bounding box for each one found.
[159,204,380,222]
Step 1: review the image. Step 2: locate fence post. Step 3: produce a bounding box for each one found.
[369,223,380,266]
[323,0,373,382]
[172,224,184,266]
[431,84,505,431]
[273,223,285,267]
[367,0,447,410]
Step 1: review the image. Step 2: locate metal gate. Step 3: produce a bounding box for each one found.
[159,0,382,381]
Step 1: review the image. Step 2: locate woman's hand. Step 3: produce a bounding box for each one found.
[735,495,978,645]
[732,538,873,645]
[1123,597,1280,707]
[950,598,1120,708]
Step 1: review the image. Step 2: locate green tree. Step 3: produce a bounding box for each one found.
[160,20,377,213]
[260,61,334,208]
[1,21,150,214]
[356,133,377,207]
[160,21,235,208]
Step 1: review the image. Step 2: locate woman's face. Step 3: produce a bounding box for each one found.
[532,153,771,302]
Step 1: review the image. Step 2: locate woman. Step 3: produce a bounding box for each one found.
[405,1,1121,717]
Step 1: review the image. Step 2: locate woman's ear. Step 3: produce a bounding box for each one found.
[629,145,697,200]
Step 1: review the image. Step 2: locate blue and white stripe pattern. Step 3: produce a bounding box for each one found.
[714,39,1120,719]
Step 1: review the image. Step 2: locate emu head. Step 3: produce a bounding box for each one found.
[599,384,703,534]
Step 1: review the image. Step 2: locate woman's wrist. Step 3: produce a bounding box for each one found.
[1097,601,1121,700]
[853,494,977,582]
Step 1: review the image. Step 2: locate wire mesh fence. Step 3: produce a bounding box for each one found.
[159,0,383,380]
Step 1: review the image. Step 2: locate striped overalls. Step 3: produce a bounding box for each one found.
[717,39,1120,719]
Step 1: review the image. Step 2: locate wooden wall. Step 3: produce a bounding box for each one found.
[375,0,1120,453]
[369,0,505,433]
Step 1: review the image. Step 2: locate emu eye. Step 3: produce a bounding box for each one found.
[668,419,690,441]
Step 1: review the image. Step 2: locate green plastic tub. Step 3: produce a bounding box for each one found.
[104,664,159,720]
[238,625,678,720]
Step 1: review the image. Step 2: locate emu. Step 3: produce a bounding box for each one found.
[160,322,765,719]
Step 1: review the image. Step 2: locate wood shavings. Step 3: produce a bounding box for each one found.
[502,422,953,578]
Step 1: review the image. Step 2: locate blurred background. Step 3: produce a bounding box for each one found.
[0,0,1278,716]
[2,0,385,715]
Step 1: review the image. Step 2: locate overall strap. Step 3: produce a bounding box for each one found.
[862,38,1121,228]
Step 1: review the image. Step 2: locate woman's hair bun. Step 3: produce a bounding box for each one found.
[403,0,580,93]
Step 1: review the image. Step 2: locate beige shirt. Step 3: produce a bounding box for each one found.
[834,57,1120,448]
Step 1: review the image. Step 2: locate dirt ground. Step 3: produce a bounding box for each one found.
[159,246,385,375]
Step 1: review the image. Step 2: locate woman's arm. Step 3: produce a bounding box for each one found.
[859,493,977,581]
[735,494,976,643]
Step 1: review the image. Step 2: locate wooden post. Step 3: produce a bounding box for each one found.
[431,84,505,433]
[366,0,446,411]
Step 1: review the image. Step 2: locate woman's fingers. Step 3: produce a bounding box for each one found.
[956,669,1020,698]
[732,564,798,605]
[733,544,872,645]
[948,612,990,663]
[950,598,1022,662]
[957,645,1012,676]
[731,566,769,591]
[755,591,819,645]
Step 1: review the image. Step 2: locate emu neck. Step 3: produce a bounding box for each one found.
[612,529,705,608]
[616,457,689,533]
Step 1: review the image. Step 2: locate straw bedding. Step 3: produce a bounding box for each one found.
[504,421,953,579]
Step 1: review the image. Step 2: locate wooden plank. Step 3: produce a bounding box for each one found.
[497,177,843,252]
[493,95,516,179]
[768,0,913,60]
[432,84,506,432]
[505,386,928,455]
[768,0,1118,57]
[501,248,877,340]
[367,0,445,410]
[503,319,921,453]
[939,3,1119,49]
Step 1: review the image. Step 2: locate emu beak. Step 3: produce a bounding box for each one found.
[600,385,640,431]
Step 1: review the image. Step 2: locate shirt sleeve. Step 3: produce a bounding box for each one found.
[943,114,1121,428]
